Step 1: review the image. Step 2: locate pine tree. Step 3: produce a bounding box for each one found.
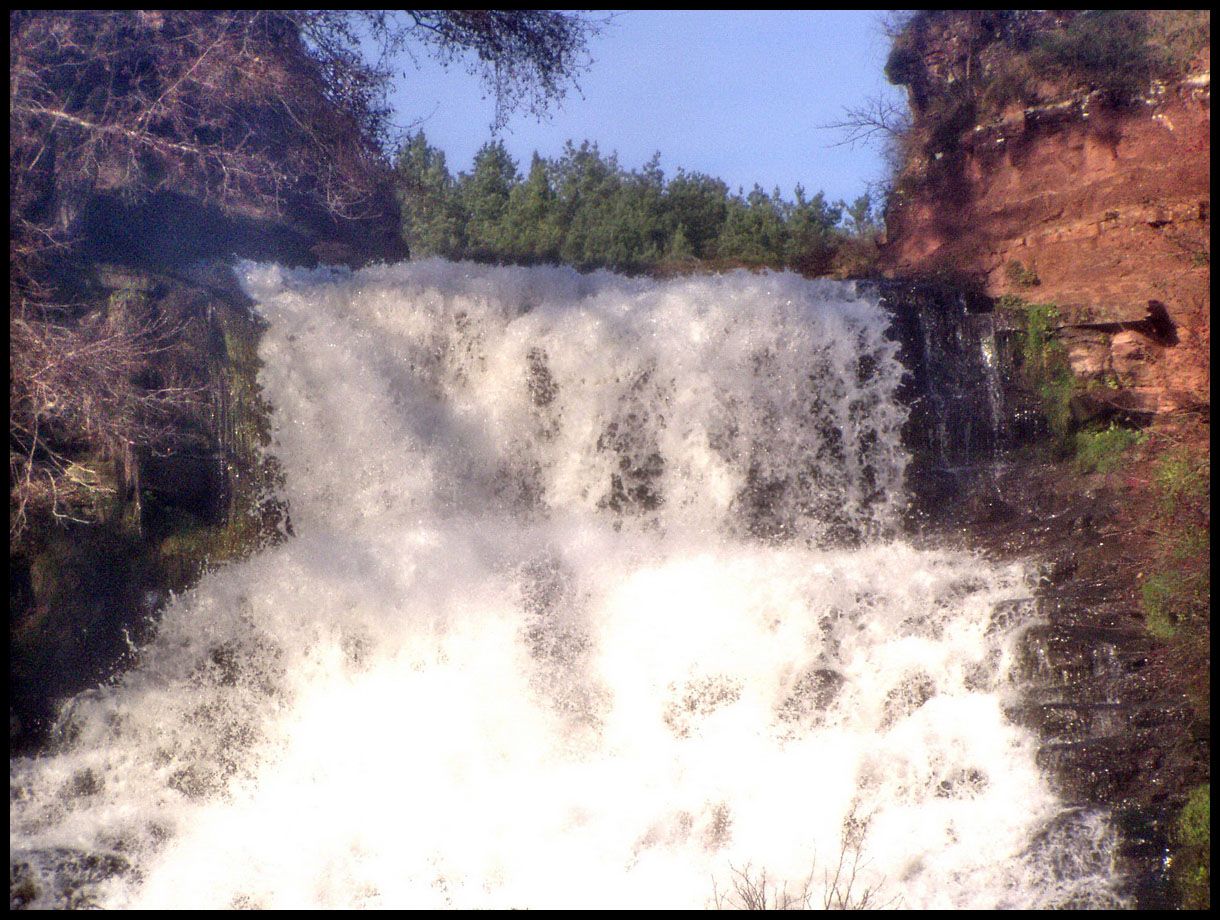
[787,185,843,275]
[460,141,520,261]
[395,132,466,258]
[665,170,729,260]
[503,154,562,263]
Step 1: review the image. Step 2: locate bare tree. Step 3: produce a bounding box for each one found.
[9,10,599,540]
[821,96,912,151]
[9,299,206,539]
[396,11,602,130]
[10,11,602,252]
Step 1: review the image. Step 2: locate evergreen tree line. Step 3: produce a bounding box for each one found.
[395,133,883,275]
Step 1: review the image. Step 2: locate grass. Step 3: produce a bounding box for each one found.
[1153,444,1210,514]
[1140,572,1194,641]
[1074,423,1146,475]
[1175,784,1210,909]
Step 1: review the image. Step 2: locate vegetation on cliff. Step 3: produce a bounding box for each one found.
[393,133,884,277]
[884,10,1210,174]
[880,11,1210,908]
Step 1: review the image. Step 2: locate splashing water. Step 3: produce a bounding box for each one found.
[10,262,1128,909]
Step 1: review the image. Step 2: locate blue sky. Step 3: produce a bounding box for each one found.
[384,10,904,204]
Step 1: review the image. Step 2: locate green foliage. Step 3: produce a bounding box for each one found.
[502,154,562,263]
[1178,783,1211,850]
[1141,441,1210,905]
[787,186,844,275]
[460,141,521,261]
[977,51,1042,114]
[1015,299,1075,451]
[717,186,788,265]
[1033,11,1155,103]
[665,170,730,259]
[1074,423,1145,474]
[1138,442,1210,664]
[842,193,881,239]
[885,10,1210,176]
[1146,10,1211,76]
[1175,784,1211,909]
[393,137,869,276]
[1154,446,1210,515]
[1033,10,1209,105]
[1141,573,1183,640]
[395,132,467,259]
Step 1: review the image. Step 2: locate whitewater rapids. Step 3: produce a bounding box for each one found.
[9,261,1127,908]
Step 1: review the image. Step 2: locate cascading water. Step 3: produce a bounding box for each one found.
[10,262,1129,909]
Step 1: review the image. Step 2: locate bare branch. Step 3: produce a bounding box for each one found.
[821,96,912,149]
[709,808,901,910]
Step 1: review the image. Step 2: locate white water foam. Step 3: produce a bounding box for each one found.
[10,262,1128,908]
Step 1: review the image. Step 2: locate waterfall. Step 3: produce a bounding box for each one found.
[10,262,1128,909]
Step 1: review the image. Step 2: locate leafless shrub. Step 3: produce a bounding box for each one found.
[9,299,206,540]
[822,96,912,151]
[710,810,900,910]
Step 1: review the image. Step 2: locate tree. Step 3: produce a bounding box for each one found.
[502,154,562,263]
[10,11,600,264]
[841,192,881,239]
[717,186,789,265]
[395,131,466,258]
[553,141,621,270]
[665,170,730,260]
[787,186,843,274]
[459,141,520,261]
[397,11,600,130]
[10,11,394,263]
[10,10,600,539]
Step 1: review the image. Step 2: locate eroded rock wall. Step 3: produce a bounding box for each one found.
[882,21,1210,420]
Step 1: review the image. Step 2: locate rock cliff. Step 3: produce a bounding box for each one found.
[878,11,1210,908]
[882,10,1209,421]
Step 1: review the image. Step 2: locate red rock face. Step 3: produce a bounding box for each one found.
[883,77,1210,417]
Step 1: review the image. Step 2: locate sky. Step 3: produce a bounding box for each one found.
[384,10,905,205]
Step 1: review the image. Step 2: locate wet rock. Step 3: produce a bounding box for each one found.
[9,847,130,910]
[777,668,846,726]
[935,767,989,799]
[663,676,742,738]
[881,671,936,728]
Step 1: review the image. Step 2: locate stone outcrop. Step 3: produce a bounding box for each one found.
[882,17,1210,421]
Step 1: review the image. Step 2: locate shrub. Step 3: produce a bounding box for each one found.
[1137,438,1209,714]
[885,42,923,88]
[1141,573,1184,640]
[1074,423,1145,475]
[1004,259,1041,289]
[1032,11,1163,105]
[1153,445,1210,515]
[1175,784,1210,909]
[1146,11,1211,78]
